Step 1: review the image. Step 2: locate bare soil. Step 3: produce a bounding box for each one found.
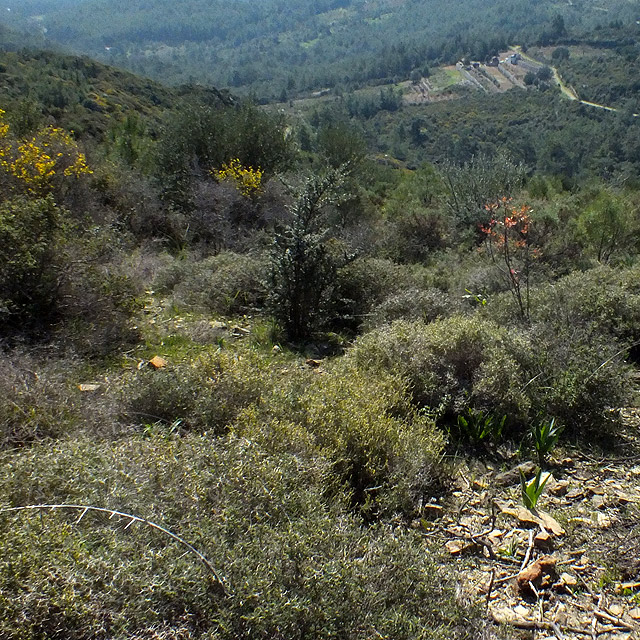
[429,411,640,639]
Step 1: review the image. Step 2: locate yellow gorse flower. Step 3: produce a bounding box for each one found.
[0,110,92,195]
[0,110,9,140]
[213,158,263,197]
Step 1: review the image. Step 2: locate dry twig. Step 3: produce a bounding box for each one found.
[0,504,228,595]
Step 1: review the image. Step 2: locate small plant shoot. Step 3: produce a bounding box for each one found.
[520,467,552,511]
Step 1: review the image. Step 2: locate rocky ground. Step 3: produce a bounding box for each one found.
[429,409,640,639]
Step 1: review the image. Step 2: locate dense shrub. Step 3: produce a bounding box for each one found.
[382,208,451,263]
[0,196,63,333]
[122,347,272,434]
[0,193,142,350]
[155,252,268,315]
[235,362,447,513]
[525,325,630,435]
[351,307,632,437]
[333,257,407,330]
[350,316,532,425]
[268,169,350,341]
[531,265,640,346]
[365,287,457,329]
[0,348,129,448]
[0,436,482,640]
[0,351,80,448]
[486,267,640,426]
[55,266,141,356]
[125,339,448,514]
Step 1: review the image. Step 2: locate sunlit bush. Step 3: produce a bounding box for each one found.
[155,251,268,315]
[235,362,447,514]
[0,436,481,639]
[350,316,531,424]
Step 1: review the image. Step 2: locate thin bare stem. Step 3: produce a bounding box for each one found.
[0,504,228,595]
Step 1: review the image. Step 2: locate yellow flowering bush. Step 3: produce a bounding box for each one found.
[0,109,92,198]
[212,157,263,197]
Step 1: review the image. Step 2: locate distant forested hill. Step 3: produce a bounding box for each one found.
[2,0,639,99]
[0,46,231,139]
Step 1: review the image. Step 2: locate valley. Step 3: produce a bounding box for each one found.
[0,2,639,639]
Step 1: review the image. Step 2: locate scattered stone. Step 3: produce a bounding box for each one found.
[560,572,578,587]
[591,494,606,509]
[630,608,640,620]
[517,556,557,595]
[498,502,564,536]
[494,461,536,487]
[532,511,564,537]
[597,512,612,528]
[422,503,443,515]
[489,605,525,626]
[77,383,101,392]
[487,529,503,544]
[608,603,624,617]
[534,531,553,551]
[549,479,570,496]
[148,355,167,369]
[445,539,475,555]
[571,554,590,572]
[272,345,281,353]
[565,488,586,501]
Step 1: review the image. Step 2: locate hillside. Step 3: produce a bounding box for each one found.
[1,14,640,640]
[3,0,640,99]
[0,47,232,139]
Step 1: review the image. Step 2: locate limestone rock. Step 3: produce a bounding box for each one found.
[494,461,536,487]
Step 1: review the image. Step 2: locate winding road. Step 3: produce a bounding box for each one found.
[514,46,639,117]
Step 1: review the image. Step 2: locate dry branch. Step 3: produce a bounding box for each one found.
[0,504,228,595]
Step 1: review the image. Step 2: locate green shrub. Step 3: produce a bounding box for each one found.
[0,195,142,350]
[55,261,142,356]
[350,310,631,438]
[349,316,531,425]
[0,351,80,449]
[122,347,271,434]
[268,168,353,342]
[0,436,481,639]
[482,266,636,434]
[155,252,268,315]
[489,264,640,346]
[525,325,630,436]
[0,196,62,333]
[334,257,406,329]
[366,287,457,329]
[382,208,451,263]
[235,362,447,514]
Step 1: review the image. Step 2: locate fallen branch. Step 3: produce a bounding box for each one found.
[489,609,591,636]
[594,608,638,632]
[520,529,534,572]
[0,504,228,595]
